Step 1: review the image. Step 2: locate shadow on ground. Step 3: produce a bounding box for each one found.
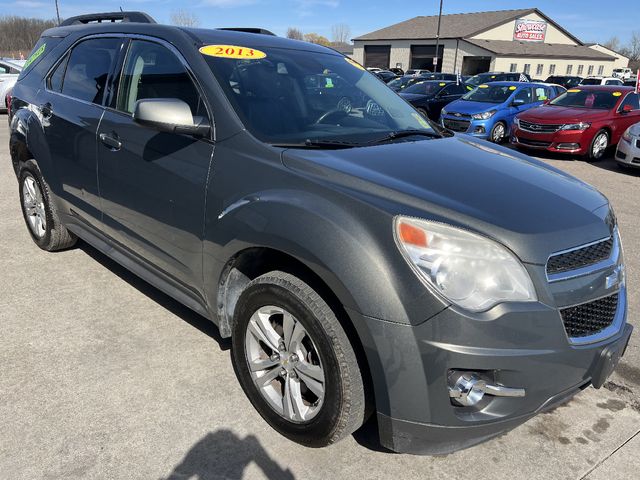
[161,430,296,480]
[77,241,231,351]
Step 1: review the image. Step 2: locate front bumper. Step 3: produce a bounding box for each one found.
[511,125,592,155]
[615,137,640,168]
[348,282,632,455]
[441,115,493,139]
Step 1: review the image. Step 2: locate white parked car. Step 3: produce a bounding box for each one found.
[613,68,633,79]
[0,59,25,112]
[579,76,624,86]
[616,123,640,170]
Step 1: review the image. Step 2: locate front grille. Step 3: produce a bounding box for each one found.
[443,118,470,132]
[517,137,552,147]
[518,120,562,133]
[547,237,613,275]
[560,293,618,338]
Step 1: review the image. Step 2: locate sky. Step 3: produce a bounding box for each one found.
[0,0,638,45]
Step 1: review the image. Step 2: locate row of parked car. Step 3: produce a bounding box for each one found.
[0,58,25,113]
[376,68,639,166]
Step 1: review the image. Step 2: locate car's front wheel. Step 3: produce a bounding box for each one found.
[231,271,367,447]
[587,129,609,161]
[489,121,507,143]
[18,160,76,251]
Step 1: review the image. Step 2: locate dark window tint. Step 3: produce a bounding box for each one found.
[620,93,640,111]
[117,40,203,116]
[514,88,533,104]
[62,38,121,104]
[48,53,69,92]
[443,84,467,95]
[605,79,622,85]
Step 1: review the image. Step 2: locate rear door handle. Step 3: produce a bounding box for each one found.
[99,133,122,151]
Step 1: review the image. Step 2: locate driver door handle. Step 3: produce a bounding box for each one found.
[99,133,122,151]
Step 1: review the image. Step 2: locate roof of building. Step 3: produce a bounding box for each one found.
[353,8,582,45]
[332,43,354,55]
[584,43,630,60]
[465,39,616,61]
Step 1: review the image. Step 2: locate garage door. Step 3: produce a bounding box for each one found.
[364,45,390,69]
[410,45,444,72]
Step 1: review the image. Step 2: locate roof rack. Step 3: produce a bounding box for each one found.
[217,27,276,36]
[59,11,156,27]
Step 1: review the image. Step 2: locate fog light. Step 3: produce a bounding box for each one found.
[557,143,580,150]
[474,126,486,134]
[449,371,526,407]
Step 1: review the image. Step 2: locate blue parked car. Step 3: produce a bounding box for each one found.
[440,82,564,143]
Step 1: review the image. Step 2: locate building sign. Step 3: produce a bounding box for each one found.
[513,18,547,42]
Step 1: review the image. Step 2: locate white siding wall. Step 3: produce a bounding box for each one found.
[493,57,616,78]
[588,45,630,71]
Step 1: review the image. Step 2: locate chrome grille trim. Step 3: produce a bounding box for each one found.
[518,120,562,134]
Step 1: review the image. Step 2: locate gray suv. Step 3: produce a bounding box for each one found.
[8,12,632,455]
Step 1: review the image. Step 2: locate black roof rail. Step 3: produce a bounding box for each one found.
[217,27,276,36]
[59,11,156,27]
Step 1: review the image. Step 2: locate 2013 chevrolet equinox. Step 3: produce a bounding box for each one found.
[8,12,632,455]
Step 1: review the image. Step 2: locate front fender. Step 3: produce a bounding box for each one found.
[203,189,447,327]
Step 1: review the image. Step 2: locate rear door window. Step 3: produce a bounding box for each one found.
[534,87,549,101]
[61,37,121,104]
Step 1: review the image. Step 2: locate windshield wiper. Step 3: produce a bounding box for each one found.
[366,129,441,145]
[271,139,360,149]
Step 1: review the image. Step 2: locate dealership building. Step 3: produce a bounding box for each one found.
[352,8,629,77]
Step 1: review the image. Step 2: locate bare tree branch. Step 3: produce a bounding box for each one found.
[286,27,304,41]
[331,23,351,44]
[170,10,200,28]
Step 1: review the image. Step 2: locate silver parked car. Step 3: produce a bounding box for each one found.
[0,59,25,112]
[615,122,640,169]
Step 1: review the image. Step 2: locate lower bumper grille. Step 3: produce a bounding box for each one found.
[560,293,618,338]
[443,118,470,132]
[517,137,552,148]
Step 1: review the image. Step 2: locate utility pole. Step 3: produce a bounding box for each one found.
[433,0,443,72]
[55,0,61,25]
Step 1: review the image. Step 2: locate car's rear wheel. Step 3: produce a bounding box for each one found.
[231,271,367,447]
[19,160,77,251]
[489,121,507,143]
[587,130,609,161]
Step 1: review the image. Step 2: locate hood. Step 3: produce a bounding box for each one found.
[399,93,434,102]
[446,99,505,115]
[520,104,611,123]
[282,136,610,264]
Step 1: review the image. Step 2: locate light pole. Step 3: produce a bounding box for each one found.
[433,0,443,72]
[55,0,61,25]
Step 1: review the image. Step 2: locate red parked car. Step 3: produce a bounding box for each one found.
[511,86,640,160]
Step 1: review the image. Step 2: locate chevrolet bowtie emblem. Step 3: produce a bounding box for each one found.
[606,265,625,289]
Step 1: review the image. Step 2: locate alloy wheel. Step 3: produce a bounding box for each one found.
[592,132,608,159]
[244,305,325,423]
[22,175,47,238]
[492,123,506,143]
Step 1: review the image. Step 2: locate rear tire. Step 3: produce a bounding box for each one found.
[587,130,609,162]
[231,271,367,447]
[18,160,77,251]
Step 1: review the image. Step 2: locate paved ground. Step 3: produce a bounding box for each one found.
[1,120,639,480]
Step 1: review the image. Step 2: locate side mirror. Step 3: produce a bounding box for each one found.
[512,99,526,107]
[620,104,633,114]
[133,98,210,137]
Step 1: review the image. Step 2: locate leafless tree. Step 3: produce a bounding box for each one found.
[603,36,620,52]
[303,33,331,46]
[0,16,57,57]
[620,31,640,70]
[286,27,304,41]
[331,23,351,44]
[170,10,200,28]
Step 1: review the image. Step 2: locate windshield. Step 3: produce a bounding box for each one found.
[461,84,514,104]
[402,81,444,95]
[580,78,602,85]
[466,74,498,87]
[549,89,620,109]
[203,46,438,145]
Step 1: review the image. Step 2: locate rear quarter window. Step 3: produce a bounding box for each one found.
[18,37,63,80]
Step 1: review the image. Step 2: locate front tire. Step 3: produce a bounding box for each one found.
[18,160,77,251]
[489,121,507,143]
[587,130,609,162]
[231,271,367,447]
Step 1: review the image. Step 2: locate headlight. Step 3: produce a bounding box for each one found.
[514,117,520,128]
[471,110,497,120]
[559,122,591,131]
[622,128,632,143]
[394,217,537,312]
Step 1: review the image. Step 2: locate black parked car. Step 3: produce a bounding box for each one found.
[389,67,404,76]
[387,75,424,92]
[8,11,632,456]
[399,80,467,120]
[374,70,398,83]
[416,73,459,82]
[545,75,583,88]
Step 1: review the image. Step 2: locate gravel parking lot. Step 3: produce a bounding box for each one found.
[1,119,639,480]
